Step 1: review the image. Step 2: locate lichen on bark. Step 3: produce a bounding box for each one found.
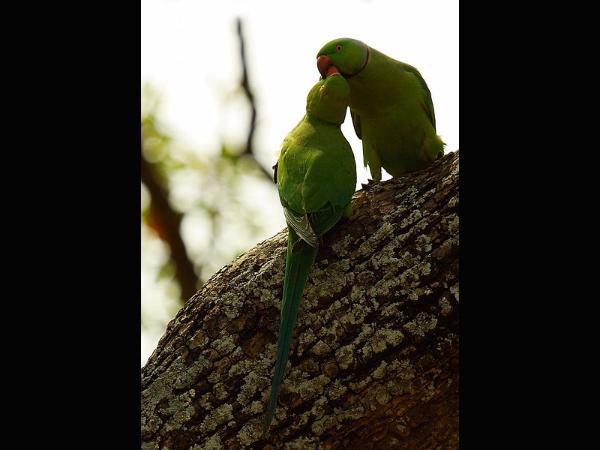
[142,151,459,449]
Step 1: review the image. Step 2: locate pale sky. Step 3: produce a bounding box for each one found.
[141,0,458,365]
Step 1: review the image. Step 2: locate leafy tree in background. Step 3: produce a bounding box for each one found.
[141,20,282,362]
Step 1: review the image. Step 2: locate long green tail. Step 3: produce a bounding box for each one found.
[264,227,318,431]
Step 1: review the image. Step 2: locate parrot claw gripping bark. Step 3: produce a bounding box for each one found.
[264,73,356,432]
[316,38,445,181]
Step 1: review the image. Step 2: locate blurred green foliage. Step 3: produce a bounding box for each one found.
[141,82,281,346]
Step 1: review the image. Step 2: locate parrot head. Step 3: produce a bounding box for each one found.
[306,71,350,124]
[316,38,369,79]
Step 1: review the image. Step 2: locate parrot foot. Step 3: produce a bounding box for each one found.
[361,178,380,189]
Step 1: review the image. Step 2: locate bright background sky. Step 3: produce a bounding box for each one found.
[141,0,458,365]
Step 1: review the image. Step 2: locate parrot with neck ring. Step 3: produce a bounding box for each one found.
[264,67,356,431]
[316,37,445,181]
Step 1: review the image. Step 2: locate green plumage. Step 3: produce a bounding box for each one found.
[264,74,356,431]
[317,38,445,180]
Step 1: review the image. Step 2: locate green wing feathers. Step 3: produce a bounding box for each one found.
[283,206,319,248]
[308,203,345,236]
[363,141,382,181]
[264,228,318,431]
[350,109,362,140]
[402,64,437,131]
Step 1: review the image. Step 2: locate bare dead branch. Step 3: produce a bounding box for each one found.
[236,18,276,183]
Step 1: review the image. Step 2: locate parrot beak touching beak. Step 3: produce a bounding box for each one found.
[317,55,334,78]
[326,66,340,77]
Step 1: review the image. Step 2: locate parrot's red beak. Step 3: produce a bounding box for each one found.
[317,55,333,78]
[326,65,340,77]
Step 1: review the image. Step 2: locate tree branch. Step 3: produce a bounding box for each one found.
[141,151,199,303]
[142,151,459,449]
[236,18,276,183]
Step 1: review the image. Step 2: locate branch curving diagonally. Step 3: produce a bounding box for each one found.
[142,151,459,450]
[141,151,199,303]
[235,18,274,183]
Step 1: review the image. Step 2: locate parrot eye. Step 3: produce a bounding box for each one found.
[336,44,343,52]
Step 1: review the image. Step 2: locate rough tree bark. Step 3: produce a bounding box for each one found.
[141,151,459,450]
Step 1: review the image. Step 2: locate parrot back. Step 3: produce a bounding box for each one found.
[277,116,356,216]
[348,48,445,176]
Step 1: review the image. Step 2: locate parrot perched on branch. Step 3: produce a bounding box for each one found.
[265,68,356,431]
[316,38,445,181]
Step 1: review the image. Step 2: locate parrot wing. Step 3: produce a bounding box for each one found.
[281,200,345,248]
[350,109,362,140]
[282,203,319,248]
[403,64,437,131]
[309,202,345,236]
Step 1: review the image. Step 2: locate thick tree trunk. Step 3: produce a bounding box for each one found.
[142,151,459,450]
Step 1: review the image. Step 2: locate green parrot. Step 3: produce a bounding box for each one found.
[316,38,445,181]
[265,69,356,431]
